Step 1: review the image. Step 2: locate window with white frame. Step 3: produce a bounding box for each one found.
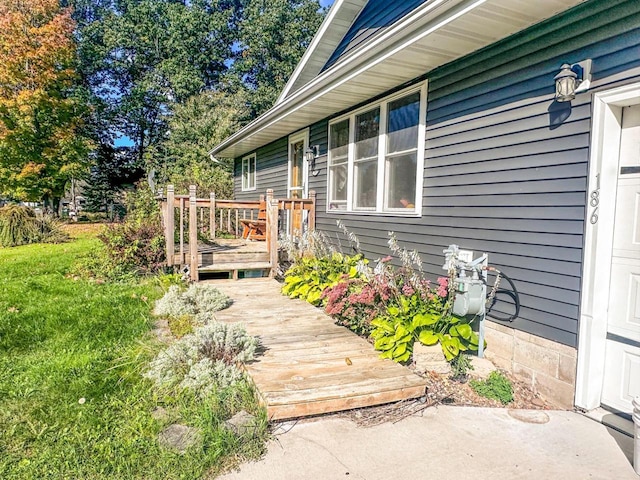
[241,153,256,191]
[327,83,426,214]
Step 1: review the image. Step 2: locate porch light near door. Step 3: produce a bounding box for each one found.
[305,145,320,176]
[554,59,592,102]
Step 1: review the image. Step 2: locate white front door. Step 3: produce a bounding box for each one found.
[601,104,640,414]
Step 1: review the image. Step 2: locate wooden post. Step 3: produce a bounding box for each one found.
[308,190,316,232]
[179,197,185,264]
[165,185,175,266]
[266,189,278,277]
[209,192,216,240]
[189,185,199,282]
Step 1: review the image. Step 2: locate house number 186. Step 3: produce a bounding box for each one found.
[589,173,600,225]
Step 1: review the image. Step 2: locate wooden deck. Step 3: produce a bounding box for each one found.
[206,278,428,421]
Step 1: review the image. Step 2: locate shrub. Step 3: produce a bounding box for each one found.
[97,219,165,275]
[281,253,366,306]
[154,284,232,321]
[470,371,514,404]
[74,183,166,279]
[144,322,259,395]
[322,277,389,336]
[0,205,68,247]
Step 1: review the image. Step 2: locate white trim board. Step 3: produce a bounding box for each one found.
[575,82,640,411]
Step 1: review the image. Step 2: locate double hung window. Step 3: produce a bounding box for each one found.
[327,83,426,214]
[241,153,256,191]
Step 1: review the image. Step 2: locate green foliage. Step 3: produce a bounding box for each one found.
[0,235,267,478]
[370,284,479,363]
[160,91,249,197]
[234,0,326,116]
[0,205,69,247]
[96,219,165,276]
[450,353,474,381]
[281,253,365,306]
[74,183,166,280]
[83,144,144,217]
[75,0,240,166]
[168,314,194,338]
[470,371,514,404]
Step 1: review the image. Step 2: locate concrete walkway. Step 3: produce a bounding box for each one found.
[220,406,636,480]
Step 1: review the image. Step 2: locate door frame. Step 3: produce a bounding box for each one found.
[287,129,310,199]
[575,82,640,411]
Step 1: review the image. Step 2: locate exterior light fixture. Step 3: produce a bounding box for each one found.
[305,145,320,176]
[554,59,592,102]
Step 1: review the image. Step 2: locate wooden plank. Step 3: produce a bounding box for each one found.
[266,385,426,420]
[198,261,272,272]
[206,278,427,421]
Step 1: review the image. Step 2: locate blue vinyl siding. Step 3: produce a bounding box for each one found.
[235,0,640,347]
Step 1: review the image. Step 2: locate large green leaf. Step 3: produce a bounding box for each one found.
[394,324,409,340]
[393,343,407,357]
[455,323,473,340]
[371,318,395,334]
[412,313,438,328]
[418,330,439,346]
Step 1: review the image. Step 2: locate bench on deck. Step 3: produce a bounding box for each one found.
[240,202,266,241]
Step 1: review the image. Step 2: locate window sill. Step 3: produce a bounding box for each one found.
[325,208,421,218]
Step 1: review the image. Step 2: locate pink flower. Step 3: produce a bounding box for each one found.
[402,284,415,296]
[436,277,449,297]
[380,256,392,263]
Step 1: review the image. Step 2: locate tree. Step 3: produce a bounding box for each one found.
[83,144,144,217]
[0,0,90,210]
[160,90,250,197]
[75,0,242,168]
[234,0,325,117]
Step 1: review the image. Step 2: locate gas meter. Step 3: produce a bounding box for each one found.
[442,245,521,358]
[443,245,488,356]
[443,245,488,317]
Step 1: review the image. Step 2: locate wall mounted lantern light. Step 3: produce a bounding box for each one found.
[554,59,592,102]
[305,145,320,176]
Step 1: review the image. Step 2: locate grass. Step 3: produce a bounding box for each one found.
[0,227,267,479]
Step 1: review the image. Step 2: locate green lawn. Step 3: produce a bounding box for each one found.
[0,230,266,479]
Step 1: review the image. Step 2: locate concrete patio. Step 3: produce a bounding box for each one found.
[219,406,637,480]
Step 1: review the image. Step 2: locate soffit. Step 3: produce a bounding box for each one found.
[213,0,587,159]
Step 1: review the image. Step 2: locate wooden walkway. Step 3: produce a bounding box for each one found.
[206,278,427,421]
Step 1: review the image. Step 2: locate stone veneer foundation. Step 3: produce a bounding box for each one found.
[483,320,577,409]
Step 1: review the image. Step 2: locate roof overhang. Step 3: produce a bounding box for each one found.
[276,0,369,104]
[211,0,586,159]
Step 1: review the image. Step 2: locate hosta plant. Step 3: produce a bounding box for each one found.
[370,279,480,363]
[282,253,365,306]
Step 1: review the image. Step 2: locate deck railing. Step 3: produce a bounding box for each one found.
[158,185,316,281]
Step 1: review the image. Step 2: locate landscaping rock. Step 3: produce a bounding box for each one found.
[151,407,169,422]
[469,356,497,379]
[224,410,258,437]
[158,424,202,454]
[413,343,451,375]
